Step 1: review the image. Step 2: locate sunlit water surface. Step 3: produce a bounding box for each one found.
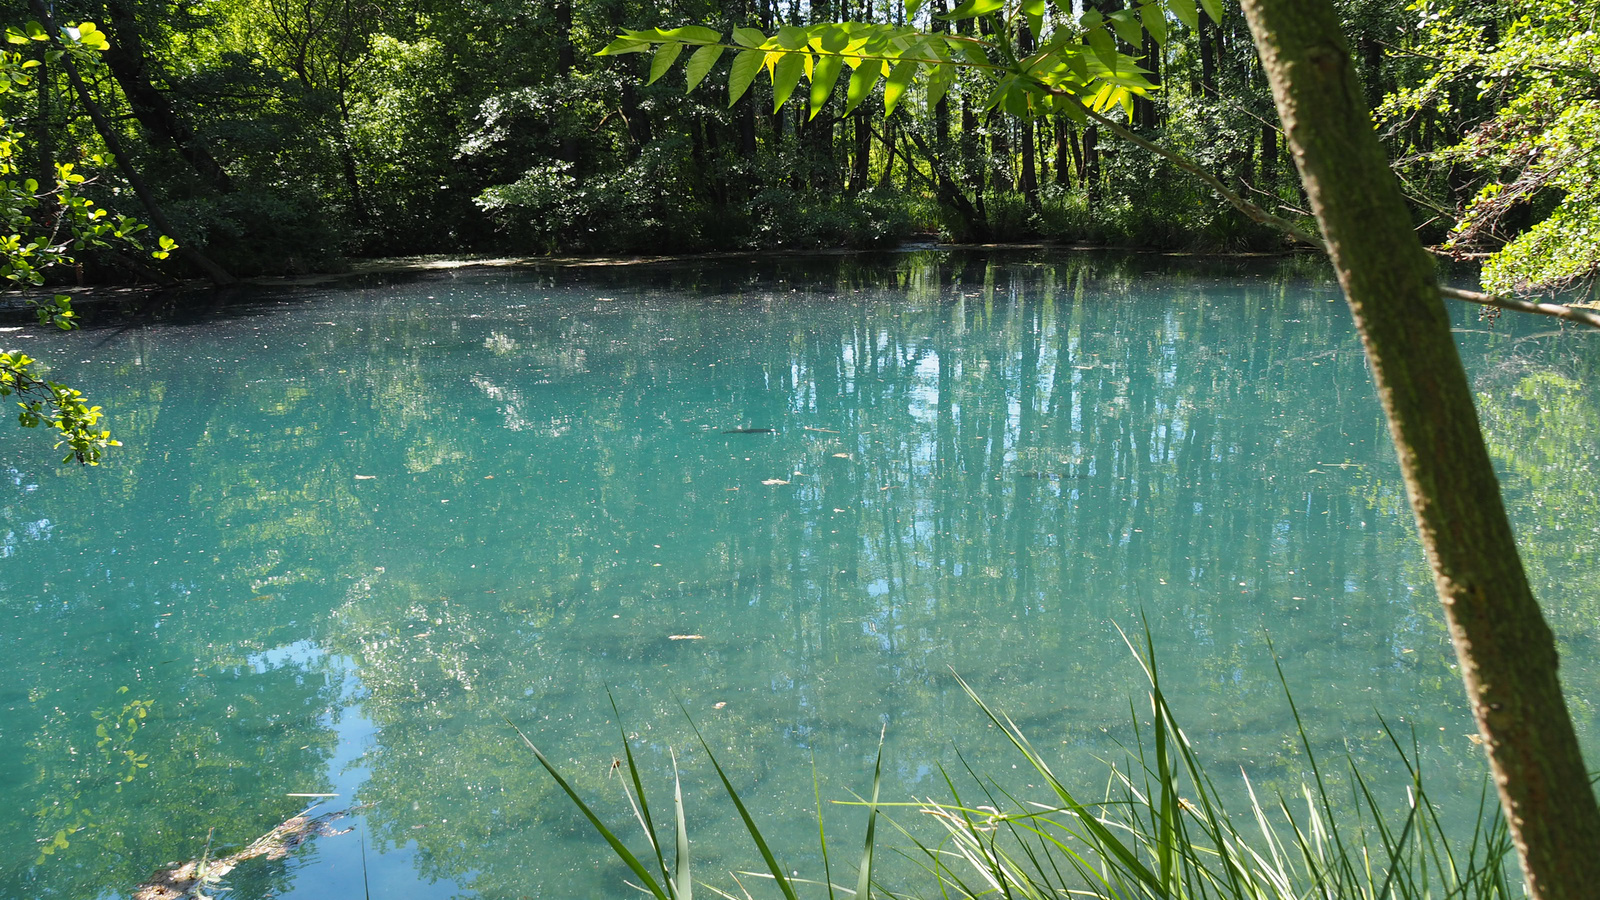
[2,251,1597,899]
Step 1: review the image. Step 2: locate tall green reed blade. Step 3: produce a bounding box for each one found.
[503,716,672,899]
[1266,636,1360,892]
[682,707,801,900]
[856,725,886,900]
[949,667,1164,891]
[671,748,692,900]
[609,692,676,893]
[812,752,837,900]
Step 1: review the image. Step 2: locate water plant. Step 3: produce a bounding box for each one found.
[515,629,1516,900]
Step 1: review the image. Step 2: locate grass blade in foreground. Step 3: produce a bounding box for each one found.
[856,725,885,900]
[520,629,1517,900]
[672,748,692,900]
[503,716,671,899]
[683,709,802,900]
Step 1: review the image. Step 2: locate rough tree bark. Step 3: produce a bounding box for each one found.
[1238,2,1600,897]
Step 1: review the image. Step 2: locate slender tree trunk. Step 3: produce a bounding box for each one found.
[554,0,574,74]
[932,0,950,148]
[1136,28,1161,129]
[1016,20,1038,209]
[852,110,871,192]
[876,117,895,190]
[1019,120,1037,208]
[737,92,756,156]
[1082,124,1099,204]
[1260,121,1277,189]
[1198,14,1218,99]
[1239,4,1600,897]
[902,128,987,240]
[1053,118,1072,187]
[988,112,1012,193]
[101,0,232,193]
[31,0,234,285]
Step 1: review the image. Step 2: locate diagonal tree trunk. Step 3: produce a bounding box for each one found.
[31,0,235,286]
[101,0,232,194]
[1238,3,1600,897]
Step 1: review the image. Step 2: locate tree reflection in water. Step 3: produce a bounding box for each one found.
[1,250,1593,898]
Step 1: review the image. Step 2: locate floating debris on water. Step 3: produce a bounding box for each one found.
[668,634,704,641]
[133,807,357,900]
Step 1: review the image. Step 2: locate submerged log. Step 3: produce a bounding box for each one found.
[133,807,355,900]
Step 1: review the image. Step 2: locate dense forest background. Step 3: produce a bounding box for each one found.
[0,0,1587,288]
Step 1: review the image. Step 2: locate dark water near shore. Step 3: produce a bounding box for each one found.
[2,250,1596,898]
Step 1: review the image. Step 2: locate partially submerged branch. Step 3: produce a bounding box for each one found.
[132,806,357,900]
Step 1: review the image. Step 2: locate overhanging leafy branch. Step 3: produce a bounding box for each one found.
[603,0,1600,329]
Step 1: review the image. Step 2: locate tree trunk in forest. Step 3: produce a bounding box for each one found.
[852,110,871,192]
[932,0,950,148]
[1053,119,1072,187]
[554,0,574,74]
[877,118,895,191]
[1016,20,1039,209]
[737,93,756,156]
[1082,124,1099,204]
[1260,121,1277,189]
[31,0,235,286]
[987,116,1012,194]
[1239,3,1600,897]
[1135,28,1161,130]
[902,128,987,240]
[1019,120,1037,209]
[101,0,232,194]
[1198,14,1218,99]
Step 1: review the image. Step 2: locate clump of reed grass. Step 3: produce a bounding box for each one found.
[511,626,1517,900]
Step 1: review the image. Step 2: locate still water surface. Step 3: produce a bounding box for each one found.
[2,251,1597,898]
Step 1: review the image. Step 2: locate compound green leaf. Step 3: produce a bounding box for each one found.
[776,25,809,50]
[728,48,765,106]
[1086,25,1118,69]
[1140,2,1169,43]
[684,44,724,92]
[631,25,721,44]
[926,62,953,109]
[771,50,806,111]
[808,54,844,118]
[1108,9,1144,46]
[882,59,918,116]
[649,41,683,84]
[1021,0,1046,42]
[733,26,768,47]
[1166,0,1198,30]
[596,36,649,55]
[1199,0,1222,24]
[1004,81,1031,116]
[844,58,884,115]
[945,0,1005,20]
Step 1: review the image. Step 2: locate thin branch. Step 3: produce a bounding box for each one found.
[1440,286,1600,329]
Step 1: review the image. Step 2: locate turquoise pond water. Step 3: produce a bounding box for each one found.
[1,250,1597,898]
